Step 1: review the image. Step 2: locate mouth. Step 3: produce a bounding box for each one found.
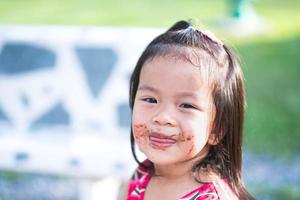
[149,133,177,149]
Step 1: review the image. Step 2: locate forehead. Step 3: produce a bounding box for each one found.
[139,56,209,93]
[142,45,220,84]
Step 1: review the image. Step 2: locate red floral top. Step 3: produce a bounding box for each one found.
[126,160,239,200]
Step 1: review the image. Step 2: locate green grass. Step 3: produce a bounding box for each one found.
[241,36,300,156]
[0,0,227,26]
[249,185,300,200]
[0,0,299,156]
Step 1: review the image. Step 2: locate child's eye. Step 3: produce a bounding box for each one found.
[142,97,157,104]
[179,103,196,109]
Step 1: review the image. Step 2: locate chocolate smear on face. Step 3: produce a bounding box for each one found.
[133,124,150,145]
[186,135,193,141]
[134,125,195,151]
[178,132,194,143]
[178,132,186,142]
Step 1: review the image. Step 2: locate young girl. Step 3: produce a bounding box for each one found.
[124,20,254,200]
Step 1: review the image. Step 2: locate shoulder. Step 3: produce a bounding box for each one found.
[131,160,153,181]
[126,160,153,200]
[179,179,239,200]
[212,179,239,200]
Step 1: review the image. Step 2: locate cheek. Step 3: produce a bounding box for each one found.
[190,116,211,145]
[178,132,194,142]
[178,131,208,156]
[133,124,150,145]
[133,124,146,137]
[177,132,195,153]
[132,103,147,125]
[184,133,196,155]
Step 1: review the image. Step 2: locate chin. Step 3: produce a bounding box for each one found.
[145,152,179,166]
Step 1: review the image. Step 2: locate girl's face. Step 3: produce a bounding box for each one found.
[132,56,215,166]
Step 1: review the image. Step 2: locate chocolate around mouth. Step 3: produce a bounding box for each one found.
[133,124,193,144]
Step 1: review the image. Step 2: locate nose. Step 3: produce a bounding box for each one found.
[152,106,176,127]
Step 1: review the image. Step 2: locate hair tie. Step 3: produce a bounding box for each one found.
[182,25,196,34]
[187,25,196,31]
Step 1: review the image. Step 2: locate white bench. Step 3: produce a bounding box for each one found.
[0,26,161,200]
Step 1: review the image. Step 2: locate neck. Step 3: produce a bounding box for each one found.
[153,160,194,180]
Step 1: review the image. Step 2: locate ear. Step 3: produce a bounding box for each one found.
[207,133,219,145]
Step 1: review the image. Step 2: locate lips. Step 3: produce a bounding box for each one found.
[149,133,176,149]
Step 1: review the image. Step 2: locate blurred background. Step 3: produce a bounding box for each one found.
[0,0,299,199]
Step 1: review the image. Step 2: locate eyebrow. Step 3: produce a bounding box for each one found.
[176,92,199,99]
[138,84,199,99]
[137,85,159,93]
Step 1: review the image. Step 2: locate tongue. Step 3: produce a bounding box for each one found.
[149,136,176,144]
